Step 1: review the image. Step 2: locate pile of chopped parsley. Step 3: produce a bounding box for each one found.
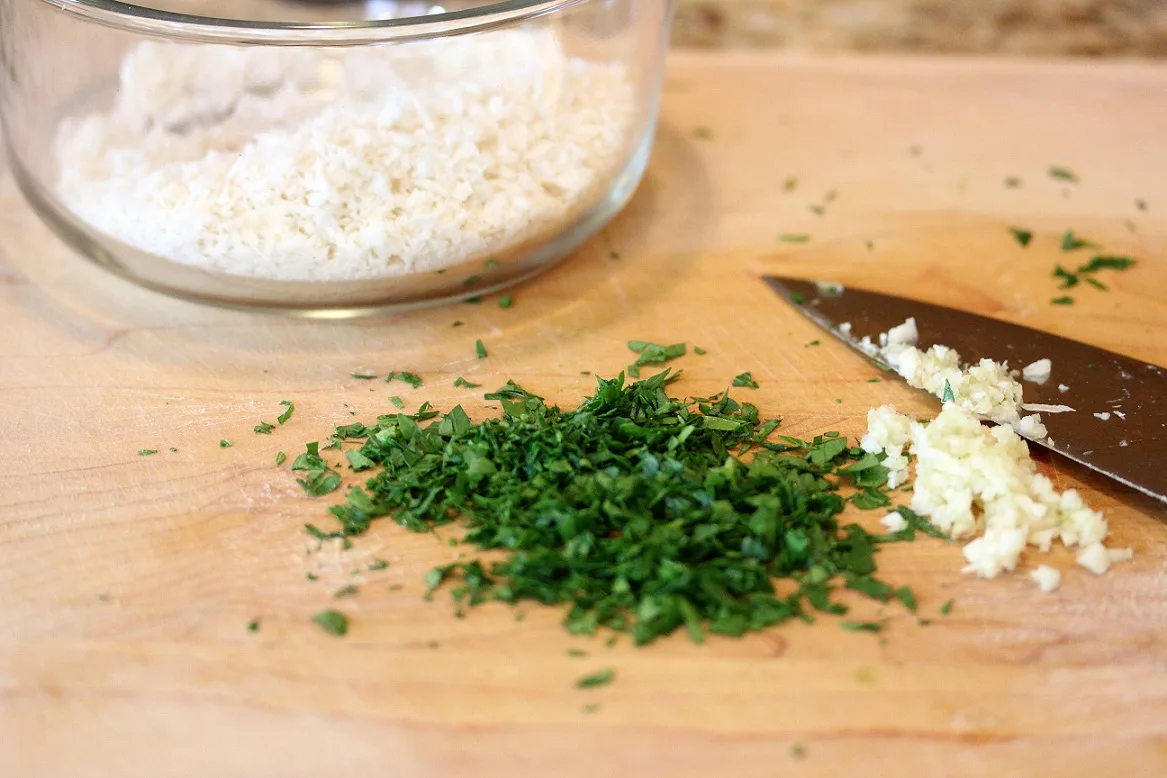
[294,371,934,644]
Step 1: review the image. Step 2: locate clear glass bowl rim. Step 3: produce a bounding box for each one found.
[33,0,588,44]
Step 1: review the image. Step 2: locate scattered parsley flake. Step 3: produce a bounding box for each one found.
[783,177,798,192]
[939,599,954,615]
[465,296,482,304]
[367,558,389,571]
[484,258,500,269]
[841,620,885,633]
[169,447,178,453]
[942,380,955,403]
[627,341,686,378]
[864,240,874,251]
[1049,166,1078,183]
[567,648,589,658]
[277,400,295,425]
[462,275,481,286]
[386,371,423,389]
[576,668,615,688]
[1061,231,1097,252]
[1136,198,1147,211]
[389,396,405,409]
[138,449,157,456]
[254,421,276,435]
[779,234,810,243]
[693,347,707,356]
[351,373,377,380]
[582,703,602,714]
[454,377,483,388]
[866,377,880,383]
[313,609,348,636]
[333,584,359,598]
[732,371,759,389]
[693,126,713,140]
[1079,255,1136,273]
[275,451,286,465]
[808,205,825,216]
[1009,227,1033,247]
[805,340,820,348]
[498,295,513,309]
[791,292,805,305]
[609,250,621,260]
[1053,265,1079,289]
[1004,176,1022,188]
[475,339,488,360]
[219,440,232,448]
[1051,296,1074,305]
[452,321,464,328]
[790,743,806,759]
[247,618,260,632]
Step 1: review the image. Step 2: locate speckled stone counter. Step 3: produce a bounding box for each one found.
[674,0,1167,56]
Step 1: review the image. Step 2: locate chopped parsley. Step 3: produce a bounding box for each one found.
[939,599,954,615]
[367,558,389,571]
[292,372,930,645]
[351,372,378,380]
[452,321,464,328]
[291,441,341,496]
[475,339,488,360]
[805,340,820,348]
[841,620,885,633]
[277,400,295,425]
[169,447,178,453]
[1004,177,1022,188]
[1136,198,1147,211]
[1049,166,1078,183]
[484,258,499,269]
[389,396,405,409]
[138,449,157,456]
[790,743,806,759]
[465,296,482,304]
[386,371,423,389]
[576,668,615,688]
[627,341,686,378]
[1051,296,1074,305]
[333,584,359,598]
[1079,255,1136,273]
[692,126,713,140]
[219,440,232,448]
[313,609,348,637]
[1060,230,1097,251]
[498,295,513,309]
[254,421,276,435]
[693,347,708,356]
[454,377,483,389]
[1009,227,1033,247]
[732,371,759,389]
[462,275,481,286]
[247,618,260,632]
[275,451,286,466]
[783,177,798,192]
[609,251,621,260]
[779,234,810,243]
[942,380,955,403]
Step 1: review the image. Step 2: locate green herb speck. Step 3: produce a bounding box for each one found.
[693,126,713,140]
[779,234,810,243]
[498,295,513,309]
[1009,227,1033,247]
[732,371,759,389]
[254,421,276,435]
[138,449,157,456]
[1049,166,1078,183]
[313,609,348,636]
[389,396,405,409]
[475,340,488,360]
[275,451,286,466]
[334,584,359,598]
[576,668,615,688]
[694,347,707,356]
[1051,296,1074,305]
[277,401,295,425]
[940,599,954,615]
[219,440,232,448]
[454,377,483,389]
[247,618,260,632]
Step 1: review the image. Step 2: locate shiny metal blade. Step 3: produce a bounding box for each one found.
[763,275,1167,504]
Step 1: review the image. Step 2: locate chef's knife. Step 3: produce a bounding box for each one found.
[763,275,1167,504]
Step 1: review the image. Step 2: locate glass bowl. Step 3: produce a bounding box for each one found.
[0,0,673,315]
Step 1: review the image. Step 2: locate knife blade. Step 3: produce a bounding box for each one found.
[763,275,1167,504]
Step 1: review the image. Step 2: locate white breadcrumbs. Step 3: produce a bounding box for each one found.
[54,33,636,281]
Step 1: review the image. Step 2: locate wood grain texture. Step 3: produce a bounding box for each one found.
[2,53,1167,777]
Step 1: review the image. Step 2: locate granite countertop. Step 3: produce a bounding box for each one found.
[674,0,1167,56]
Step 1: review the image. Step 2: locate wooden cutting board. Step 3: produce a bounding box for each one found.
[2,53,1166,778]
